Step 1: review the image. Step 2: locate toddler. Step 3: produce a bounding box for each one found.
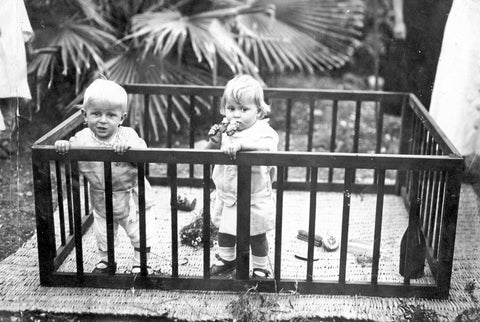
[206,75,279,279]
[55,79,156,274]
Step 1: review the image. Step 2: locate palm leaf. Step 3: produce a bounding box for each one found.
[105,50,216,139]
[234,0,365,72]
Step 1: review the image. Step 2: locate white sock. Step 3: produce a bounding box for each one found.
[219,246,236,262]
[251,255,269,270]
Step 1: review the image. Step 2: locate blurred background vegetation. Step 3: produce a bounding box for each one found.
[24,0,397,140]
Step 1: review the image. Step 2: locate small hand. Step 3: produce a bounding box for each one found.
[208,124,222,144]
[55,140,71,155]
[393,21,406,40]
[113,140,130,155]
[222,142,241,160]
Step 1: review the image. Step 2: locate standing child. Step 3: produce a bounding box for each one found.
[206,75,279,279]
[55,79,156,274]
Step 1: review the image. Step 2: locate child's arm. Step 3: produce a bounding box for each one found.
[223,134,277,160]
[205,124,222,150]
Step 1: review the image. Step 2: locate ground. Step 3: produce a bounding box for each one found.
[0,109,57,261]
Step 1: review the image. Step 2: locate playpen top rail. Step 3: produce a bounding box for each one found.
[31,146,462,171]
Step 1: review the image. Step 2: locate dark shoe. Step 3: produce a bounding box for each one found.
[251,268,271,280]
[92,260,117,274]
[210,256,236,276]
[176,193,197,211]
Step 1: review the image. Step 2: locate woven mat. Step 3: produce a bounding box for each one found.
[0,185,479,321]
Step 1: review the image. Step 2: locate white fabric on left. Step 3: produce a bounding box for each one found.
[0,0,33,99]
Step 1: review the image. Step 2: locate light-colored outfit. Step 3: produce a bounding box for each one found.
[69,127,156,253]
[0,0,33,136]
[212,119,279,236]
[429,0,480,155]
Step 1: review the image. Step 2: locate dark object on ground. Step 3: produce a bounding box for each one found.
[179,210,218,248]
[399,218,426,279]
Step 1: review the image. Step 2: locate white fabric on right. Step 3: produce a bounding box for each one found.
[429,0,480,155]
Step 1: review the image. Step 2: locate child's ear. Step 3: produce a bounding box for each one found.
[81,107,87,122]
[119,113,127,125]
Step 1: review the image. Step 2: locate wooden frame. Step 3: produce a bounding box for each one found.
[31,85,463,298]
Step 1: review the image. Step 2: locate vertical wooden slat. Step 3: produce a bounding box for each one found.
[274,166,284,281]
[83,176,89,217]
[237,165,252,280]
[328,100,338,183]
[396,96,410,194]
[33,158,55,285]
[428,168,440,247]
[433,170,446,258]
[137,163,148,276]
[373,101,384,183]
[167,94,173,148]
[306,99,315,181]
[189,95,196,178]
[169,163,179,277]
[144,94,150,177]
[352,101,361,183]
[418,129,428,226]
[55,161,66,245]
[371,169,385,284]
[212,96,219,125]
[104,162,115,275]
[339,168,354,283]
[203,164,211,278]
[406,116,420,197]
[422,136,435,233]
[306,167,318,282]
[71,161,84,275]
[284,99,292,181]
[65,162,74,235]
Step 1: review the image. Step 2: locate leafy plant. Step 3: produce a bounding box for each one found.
[25,0,365,138]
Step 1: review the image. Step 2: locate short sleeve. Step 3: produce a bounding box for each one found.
[122,127,147,148]
[259,125,279,152]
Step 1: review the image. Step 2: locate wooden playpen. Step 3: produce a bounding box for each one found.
[31,84,463,299]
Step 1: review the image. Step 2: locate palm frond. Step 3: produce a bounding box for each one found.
[234,0,365,72]
[30,19,116,80]
[105,51,215,139]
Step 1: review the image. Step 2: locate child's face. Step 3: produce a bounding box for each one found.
[225,95,260,131]
[83,100,126,141]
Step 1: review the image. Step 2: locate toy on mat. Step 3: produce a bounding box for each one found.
[296,229,339,252]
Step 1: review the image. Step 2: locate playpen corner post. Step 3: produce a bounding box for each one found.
[32,151,55,285]
[436,166,462,295]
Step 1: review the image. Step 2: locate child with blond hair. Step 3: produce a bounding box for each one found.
[55,79,156,274]
[206,75,279,279]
